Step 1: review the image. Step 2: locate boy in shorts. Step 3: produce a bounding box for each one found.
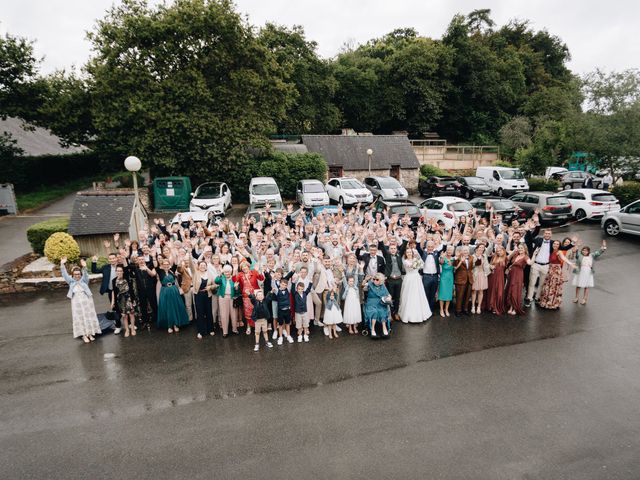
[273,276,295,345]
[249,289,273,352]
[293,281,313,342]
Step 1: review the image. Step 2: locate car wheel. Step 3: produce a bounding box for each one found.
[575,209,587,221]
[338,197,344,207]
[563,184,571,190]
[497,188,503,197]
[604,220,620,237]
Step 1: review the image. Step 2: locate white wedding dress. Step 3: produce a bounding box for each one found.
[398,259,432,323]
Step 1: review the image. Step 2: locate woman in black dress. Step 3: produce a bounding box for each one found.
[192,260,216,339]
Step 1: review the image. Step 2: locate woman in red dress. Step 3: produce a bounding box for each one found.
[486,245,508,315]
[505,243,532,315]
[538,240,574,310]
[233,261,264,335]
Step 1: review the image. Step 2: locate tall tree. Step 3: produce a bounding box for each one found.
[258,24,340,134]
[85,0,293,180]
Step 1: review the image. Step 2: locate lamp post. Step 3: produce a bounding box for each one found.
[124,155,142,241]
[366,148,373,175]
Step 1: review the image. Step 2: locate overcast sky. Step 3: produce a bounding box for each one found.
[1,0,638,75]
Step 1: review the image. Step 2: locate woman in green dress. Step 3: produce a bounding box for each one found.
[438,245,455,317]
[157,258,190,333]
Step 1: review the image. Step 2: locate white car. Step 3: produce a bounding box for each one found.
[326,177,373,206]
[601,199,640,237]
[296,179,330,208]
[249,177,282,206]
[419,196,473,229]
[556,188,620,221]
[189,182,232,216]
[170,210,214,226]
[363,176,409,200]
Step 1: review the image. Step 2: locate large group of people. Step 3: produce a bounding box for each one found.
[62,201,607,350]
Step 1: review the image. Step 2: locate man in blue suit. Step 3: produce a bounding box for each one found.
[416,240,440,312]
[91,252,122,334]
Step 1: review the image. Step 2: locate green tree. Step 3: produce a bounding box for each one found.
[86,0,293,181]
[0,32,43,119]
[258,24,340,134]
[499,116,532,159]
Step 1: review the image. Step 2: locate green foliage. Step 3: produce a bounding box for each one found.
[231,151,327,201]
[111,171,145,188]
[86,0,293,182]
[258,24,340,134]
[27,217,69,254]
[611,182,640,206]
[527,177,561,192]
[494,160,514,168]
[499,116,532,159]
[420,164,451,177]
[44,232,80,264]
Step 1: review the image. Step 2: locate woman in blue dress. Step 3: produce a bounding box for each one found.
[437,245,455,317]
[363,273,392,337]
[157,258,190,333]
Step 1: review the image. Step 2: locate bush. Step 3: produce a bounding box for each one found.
[527,177,561,192]
[26,217,69,254]
[494,160,514,168]
[44,232,80,264]
[111,171,145,188]
[611,182,640,206]
[419,164,451,177]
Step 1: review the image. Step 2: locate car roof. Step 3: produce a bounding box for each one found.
[329,177,358,181]
[520,191,561,197]
[170,211,210,223]
[563,188,612,194]
[196,182,223,187]
[425,196,472,204]
[378,199,418,206]
[250,177,277,183]
[300,179,323,184]
[367,175,395,180]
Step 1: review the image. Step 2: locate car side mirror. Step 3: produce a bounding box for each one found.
[190,192,194,197]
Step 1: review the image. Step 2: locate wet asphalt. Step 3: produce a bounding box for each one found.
[1,222,640,479]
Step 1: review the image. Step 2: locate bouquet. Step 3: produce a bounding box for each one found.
[412,257,424,270]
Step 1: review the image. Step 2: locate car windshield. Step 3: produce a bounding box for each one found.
[195,184,222,199]
[449,201,473,212]
[499,169,524,180]
[252,184,279,195]
[547,197,570,206]
[390,205,420,216]
[464,177,486,185]
[592,193,618,202]
[378,178,402,188]
[304,183,325,193]
[342,180,363,189]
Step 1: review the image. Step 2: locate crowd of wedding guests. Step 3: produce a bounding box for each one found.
[62,201,607,349]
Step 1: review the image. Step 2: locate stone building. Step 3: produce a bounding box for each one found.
[274,134,421,192]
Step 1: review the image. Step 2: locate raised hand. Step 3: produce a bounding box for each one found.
[92,255,98,262]
[80,258,87,268]
[60,257,67,265]
[103,240,111,249]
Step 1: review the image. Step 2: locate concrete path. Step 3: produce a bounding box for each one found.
[0,192,78,267]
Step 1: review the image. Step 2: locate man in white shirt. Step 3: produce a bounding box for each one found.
[525,229,552,306]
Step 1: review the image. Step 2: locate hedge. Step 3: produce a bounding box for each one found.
[419,164,451,178]
[44,232,80,263]
[26,217,69,254]
[611,182,640,206]
[111,171,146,188]
[527,177,561,192]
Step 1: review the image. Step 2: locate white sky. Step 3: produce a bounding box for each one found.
[1,0,638,75]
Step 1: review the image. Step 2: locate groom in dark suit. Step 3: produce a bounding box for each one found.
[416,240,440,312]
[379,239,407,321]
[91,252,122,333]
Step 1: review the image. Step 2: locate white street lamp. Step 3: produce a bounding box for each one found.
[124,156,142,241]
[366,148,373,175]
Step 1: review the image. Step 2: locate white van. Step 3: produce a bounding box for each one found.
[476,166,529,197]
[249,177,282,206]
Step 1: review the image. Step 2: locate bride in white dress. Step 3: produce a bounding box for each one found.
[398,248,432,323]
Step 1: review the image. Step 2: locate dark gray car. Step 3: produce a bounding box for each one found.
[560,171,602,190]
[510,192,573,225]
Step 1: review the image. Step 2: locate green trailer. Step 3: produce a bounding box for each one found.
[152,176,192,212]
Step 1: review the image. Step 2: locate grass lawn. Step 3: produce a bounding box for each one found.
[16,174,113,211]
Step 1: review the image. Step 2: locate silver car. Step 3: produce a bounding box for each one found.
[363,176,408,200]
[601,199,640,237]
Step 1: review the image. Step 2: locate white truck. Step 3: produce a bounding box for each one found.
[476,166,529,197]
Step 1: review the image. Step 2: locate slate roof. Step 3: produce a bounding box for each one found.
[0,116,87,156]
[68,192,136,236]
[301,135,419,170]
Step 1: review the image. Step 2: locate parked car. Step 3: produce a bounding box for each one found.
[245,201,284,222]
[189,182,232,217]
[326,177,373,206]
[290,205,341,223]
[476,166,530,197]
[363,176,408,200]
[559,171,602,190]
[556,188,620,220]
[419,196,473,229]
[418,176,462,197]
[456,176,492,199]
[509,192,573,225]
[469,197,524,224]
[545,166,568,180]
[601,199,640,237]
[371,199,422,227]
[296,179,330,208]
[249,177,282,206]
[170,210,215,227]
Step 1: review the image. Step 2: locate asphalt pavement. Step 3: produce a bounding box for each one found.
[1,221,640,479]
